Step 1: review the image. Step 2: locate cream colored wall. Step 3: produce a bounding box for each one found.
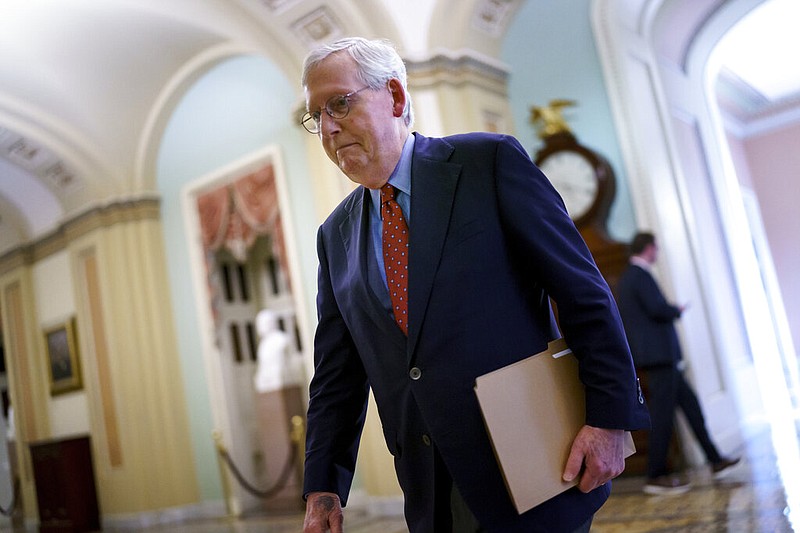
[0,265,50,520]
[357,394,402,497]
[33,251,92,437]
[70,216,199,514]
[304,134,357,229]
[0,202,201,519]
[429,83,511,135]
[408,54,513,136]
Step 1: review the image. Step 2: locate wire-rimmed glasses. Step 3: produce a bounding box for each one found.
[301,86,370,134]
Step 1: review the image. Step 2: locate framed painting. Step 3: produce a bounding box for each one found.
[44,318,82,395]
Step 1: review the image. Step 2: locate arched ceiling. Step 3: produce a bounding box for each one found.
[1,0,795,258]
[0,0,298,248]
[0,0,516,256]
[650,0,800,127]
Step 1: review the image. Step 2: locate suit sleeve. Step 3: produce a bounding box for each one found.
[302,226,370,505]
[493,135,648,430]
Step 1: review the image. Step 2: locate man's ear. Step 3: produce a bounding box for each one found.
[387,78,407,118]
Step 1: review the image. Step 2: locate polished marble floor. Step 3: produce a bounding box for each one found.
[3,424,798,532]
[592,437,796,532]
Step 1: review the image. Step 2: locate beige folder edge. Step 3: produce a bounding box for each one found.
[474,338,636,514]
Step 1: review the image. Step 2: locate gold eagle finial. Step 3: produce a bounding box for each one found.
[529,99,576,139]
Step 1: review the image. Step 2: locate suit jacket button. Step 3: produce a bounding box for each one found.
[422,434,431,446]
[409,367,422,380]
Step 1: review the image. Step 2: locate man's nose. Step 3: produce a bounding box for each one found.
[319,113,341,136]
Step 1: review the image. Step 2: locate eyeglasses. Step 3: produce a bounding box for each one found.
[301,86,371,134]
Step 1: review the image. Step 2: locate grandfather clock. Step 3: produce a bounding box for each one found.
[530,100,629,289]
[530,101,654,476]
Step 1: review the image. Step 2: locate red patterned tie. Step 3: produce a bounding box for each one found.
[381,184,409,335]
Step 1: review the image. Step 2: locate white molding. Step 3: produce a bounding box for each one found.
[593,0,758,449]
[180,143,312,514]
[136,42,254,192]
[738,104,800,138]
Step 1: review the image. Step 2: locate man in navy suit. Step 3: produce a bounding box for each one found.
[616,232,739,495]
[300,37,649,533]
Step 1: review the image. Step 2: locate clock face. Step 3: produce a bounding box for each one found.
[539,151,598,220]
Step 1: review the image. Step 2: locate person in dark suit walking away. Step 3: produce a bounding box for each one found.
[616,232,739,495]
[300,37,650,533]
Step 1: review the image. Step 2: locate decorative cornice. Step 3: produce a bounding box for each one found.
[0,126,81,194]
[290,6,343,49]
[471,0,523,38]
[406,52,510,96]
[0,197,161,275]
[716,67,800,137]
[258,0,300,13]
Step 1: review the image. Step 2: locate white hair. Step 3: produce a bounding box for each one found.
[302,37,414,127]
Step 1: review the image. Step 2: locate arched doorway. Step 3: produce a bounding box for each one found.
[596,0,800,503]
[186,147,309,515]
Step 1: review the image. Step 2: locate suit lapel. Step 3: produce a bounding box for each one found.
[338,188,397,333]
[407,134,461,358]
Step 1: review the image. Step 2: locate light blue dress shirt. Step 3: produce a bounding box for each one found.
[367,133,414,310]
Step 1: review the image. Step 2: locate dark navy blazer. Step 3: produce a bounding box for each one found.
[616,264,683,368]
[304,132,650,532]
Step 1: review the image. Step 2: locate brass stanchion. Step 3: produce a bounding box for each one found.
[212,430,236,518]
[290,416,305,480]
[290,417,305,455]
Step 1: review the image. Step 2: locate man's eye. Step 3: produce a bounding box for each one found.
[311,111,322,122]
[329,96,348,113]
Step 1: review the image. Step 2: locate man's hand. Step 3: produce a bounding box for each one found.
[562,425,626,493]
[303,492,344,533]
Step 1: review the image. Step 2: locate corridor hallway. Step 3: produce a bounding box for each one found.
[36,422,792,533]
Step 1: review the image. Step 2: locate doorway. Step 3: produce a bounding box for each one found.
[0,320,21,527]
[186,149,309,515]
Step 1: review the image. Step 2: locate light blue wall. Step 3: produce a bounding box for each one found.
[156,55,317,500]
[502,0,636,241]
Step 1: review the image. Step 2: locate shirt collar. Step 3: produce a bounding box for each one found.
[369,134,413,197]
[390,133,414,195]
[630,255,652,271]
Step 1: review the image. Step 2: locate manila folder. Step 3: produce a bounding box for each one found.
[474,338,635,514]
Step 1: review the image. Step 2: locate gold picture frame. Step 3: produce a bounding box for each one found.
[44,318,82,395]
